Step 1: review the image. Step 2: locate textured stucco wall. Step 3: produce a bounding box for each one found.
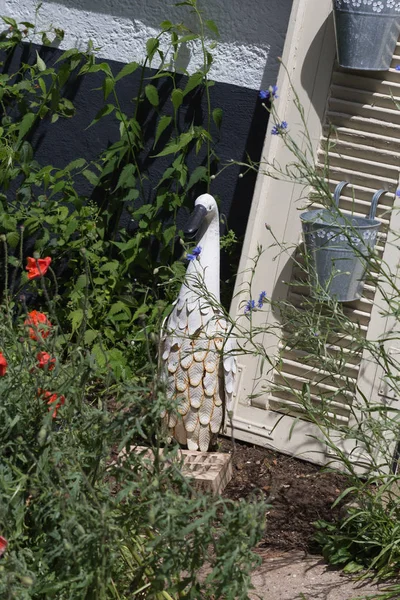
[0,0,293,90]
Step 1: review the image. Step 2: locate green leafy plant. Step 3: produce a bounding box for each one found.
[0,0,228,377]
[0,243,265,599]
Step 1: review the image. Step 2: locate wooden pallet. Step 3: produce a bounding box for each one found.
[119,446,233,495]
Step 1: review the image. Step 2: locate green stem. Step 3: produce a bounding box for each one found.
[194,4,212,191]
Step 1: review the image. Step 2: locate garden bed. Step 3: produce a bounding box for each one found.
[219,438,349,554]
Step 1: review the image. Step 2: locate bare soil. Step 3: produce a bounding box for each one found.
[219,438,349,553]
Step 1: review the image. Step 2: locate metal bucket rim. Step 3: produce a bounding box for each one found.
[300,209,381,229]
[334,8,399,17]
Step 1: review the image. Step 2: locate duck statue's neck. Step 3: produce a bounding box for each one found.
[186,210,220,303]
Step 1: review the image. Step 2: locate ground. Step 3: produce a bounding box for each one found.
[219,438,349,553]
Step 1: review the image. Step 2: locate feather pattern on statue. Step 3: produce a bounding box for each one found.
[160,194,237,452]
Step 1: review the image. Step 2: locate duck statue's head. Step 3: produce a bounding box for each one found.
[184,193,219,240]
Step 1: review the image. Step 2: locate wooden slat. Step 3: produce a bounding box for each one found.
[263,46,400,422]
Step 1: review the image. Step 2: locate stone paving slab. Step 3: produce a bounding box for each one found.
[250,551,390,600]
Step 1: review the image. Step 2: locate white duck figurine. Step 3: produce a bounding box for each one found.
[160,194,236,452]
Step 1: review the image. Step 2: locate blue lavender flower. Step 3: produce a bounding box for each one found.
[271,121,288,135]
[259,85,278,101]
[244,299,256,314]
[396,189,400,198]
[186,245,202,261]
[257,290,267,308]
[396,65,400,71]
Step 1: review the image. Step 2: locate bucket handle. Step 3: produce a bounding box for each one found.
[334,181,386,220]
[333,181,349,207]
[369,189,387,220]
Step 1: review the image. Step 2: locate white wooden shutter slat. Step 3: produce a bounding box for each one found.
[271,371,354,401]
[287,292,371,327]
[318,151,399,180]
[330,86,400,111]
[265,54,400,427]
[321,136,400,165]
[326,112,400,136]
[268,396,350,424]
[279,343,361,369]
[277,356,359,384]
[316,163,397,188]
[332,71,400,94]
[337,65,400,83]
[329,98,400,124]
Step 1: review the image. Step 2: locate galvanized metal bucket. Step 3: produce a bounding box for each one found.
[300,182,384,302]
[333,0,400,70]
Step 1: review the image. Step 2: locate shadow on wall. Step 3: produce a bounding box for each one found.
[43,0,294,88]
[301,11,336,121]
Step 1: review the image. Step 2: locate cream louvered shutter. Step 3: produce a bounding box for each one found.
[228,0,400,471]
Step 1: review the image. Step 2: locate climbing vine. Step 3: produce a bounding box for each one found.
[0,0,228,376]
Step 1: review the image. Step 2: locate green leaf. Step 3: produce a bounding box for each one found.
[154,115,172,147]
[183,72,203,96]
[100,261,119,273]
[171,88,183,111]
[160,20,173,30]
[42,32,51,46]
[66,158,86,172]
[55,48,80,64]
[92,343,107,368]
[115,61,139,82]
[70,308,83,332]
[212,107,223,130]
[88,104,115,127]
[145,84,159,107]
[103,77,114,100]
[187,166,208,190]
[6,231,19,249]
[343,561,363,574]
[179,34,199,44]
[17,112,35,142]
[2,16,17,28]
[163,225,176,245]
[114,163,136,192]
[81,62,112,76]
[132,305,148,321]
[35,51,46,72]
[153,130,194,158]
[82,169,99,186]
[75,274,88,290]
[146,38,159,63]
[205,19,219,37]
[84,329,98,345]
[107,301,131,320]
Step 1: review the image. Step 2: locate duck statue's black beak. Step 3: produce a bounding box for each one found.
[183,205,207,239]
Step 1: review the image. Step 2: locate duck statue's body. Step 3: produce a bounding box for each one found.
[160,194,236,451]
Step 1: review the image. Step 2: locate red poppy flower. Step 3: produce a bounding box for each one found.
[26,256,52,280]
[0,353,7,376]
[0,536,8,557]
[24,311,52,341]
[36,351,56,371]
[39,390,65,418]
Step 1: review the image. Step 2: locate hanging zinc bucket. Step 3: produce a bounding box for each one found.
[300,182,385,303]
[332,0,400,70]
